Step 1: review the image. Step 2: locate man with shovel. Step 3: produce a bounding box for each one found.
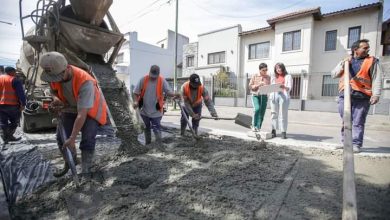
[180,73,218,135]
[40,51,107,176]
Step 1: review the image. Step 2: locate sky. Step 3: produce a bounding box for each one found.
[0,0,389,66]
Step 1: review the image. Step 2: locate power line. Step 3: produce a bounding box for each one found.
[187,0,306,19]
[119,0,171,28]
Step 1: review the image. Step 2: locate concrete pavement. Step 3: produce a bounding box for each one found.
[162,106,390,157]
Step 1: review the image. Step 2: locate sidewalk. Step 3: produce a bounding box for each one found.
[162,106,390,157]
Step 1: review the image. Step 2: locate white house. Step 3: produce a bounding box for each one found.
[115,30,189,91]
[181,2,387,114]
[239,2,384,113]
[182,25,242,78]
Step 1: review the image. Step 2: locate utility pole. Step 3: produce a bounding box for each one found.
[173,0,179,109]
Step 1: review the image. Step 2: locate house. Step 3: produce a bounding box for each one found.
[182,2,389,114]
[182,25,242,78]
[115,30,189,91]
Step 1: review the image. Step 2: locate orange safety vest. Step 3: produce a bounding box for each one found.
[183,81,205,107]
[50,65,107,125]
[139,75,164,112]
[0,74,19,105]
[338,56,374,97]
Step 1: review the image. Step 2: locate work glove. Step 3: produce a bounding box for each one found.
[192,113,200,120]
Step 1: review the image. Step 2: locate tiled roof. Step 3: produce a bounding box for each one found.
[239,26,272,36]
[322,2,382,17]
[266,7,321,25]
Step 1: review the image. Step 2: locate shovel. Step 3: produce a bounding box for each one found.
[175,100,201,140]
[201,113,252,128]
[56,117,80,186]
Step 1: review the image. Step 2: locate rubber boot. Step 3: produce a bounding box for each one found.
[81,150,95,174]
[271,129,276,138]
[180,124,186,136]
[144,129,152,145]
[194,127,198,136]
[5,127,21,142]
[154,130,162,144]
[281,132,287,139]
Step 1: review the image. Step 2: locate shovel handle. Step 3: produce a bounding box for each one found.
[175,100,199,139]
[201,116,235,120]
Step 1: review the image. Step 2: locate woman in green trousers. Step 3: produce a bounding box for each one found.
[248,63,270,132]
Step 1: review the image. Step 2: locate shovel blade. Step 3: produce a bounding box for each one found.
[234,113,252,128]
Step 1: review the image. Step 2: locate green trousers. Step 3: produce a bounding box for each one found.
[252,95,268,129]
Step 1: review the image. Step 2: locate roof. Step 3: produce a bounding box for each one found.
[267,7,321,25]
[198,25,241,37]
[322,2,382,18]
[239,26,272,36]
[265,2,382,26]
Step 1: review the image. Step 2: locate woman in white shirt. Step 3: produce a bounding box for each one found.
[269,63,293,139]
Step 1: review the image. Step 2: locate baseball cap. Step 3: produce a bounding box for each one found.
[149,65,160,78]
[189,73,201,86]
[39,51,68,82]
[4,66,16,74]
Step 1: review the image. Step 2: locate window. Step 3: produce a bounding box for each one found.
[186,56,194,67]
[249,42,270,59]
[348,26,361,48]
[322,75,339,96]
[325,30,337,51]
[283,30,301,51]
[208,51,225,64]
[290,75,301,99]
[116,53,124,63]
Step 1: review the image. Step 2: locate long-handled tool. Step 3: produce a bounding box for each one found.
[201,113,253,128]
[56,117,79,186]
[175,100,200,140]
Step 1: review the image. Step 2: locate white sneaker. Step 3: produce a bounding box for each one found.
[353,145,361,153]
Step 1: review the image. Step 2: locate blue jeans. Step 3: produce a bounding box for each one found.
[338,96,370,147]
[181,104,202,130]
[56,113,99,150]
[141,115,162,134]
[0,105,21,133]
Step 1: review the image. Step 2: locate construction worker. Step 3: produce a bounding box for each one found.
[133,65,179,145]
[0,67,26,146]
[332,39,382,153]
[180,73,218,135]
[39,51,107,175]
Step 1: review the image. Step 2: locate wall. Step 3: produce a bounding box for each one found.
[182,42,198,77]
[240,29,275,77]
[113,30,189,91]
[196,25,241,77]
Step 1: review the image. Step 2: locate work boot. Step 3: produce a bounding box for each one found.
[180,124,186,136]
[81,150,95,174]
[353,145,361,153]
[271,129,276,138]
[144,129,152,145]
[281,132,287,139]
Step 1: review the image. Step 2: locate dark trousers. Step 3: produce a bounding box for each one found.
[141,115,162,134]
[56,113,99,151]
[338,96,371,147]
[0,105,21,136]
[181,104,202,130]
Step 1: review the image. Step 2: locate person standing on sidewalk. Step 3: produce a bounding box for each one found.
[0,67,26,146]
[270,63,293,139]
[40,51,107,175]
[332,39,382,153]
[180,73,218,135]
[249,63,270,132]
[133,65,179,145]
